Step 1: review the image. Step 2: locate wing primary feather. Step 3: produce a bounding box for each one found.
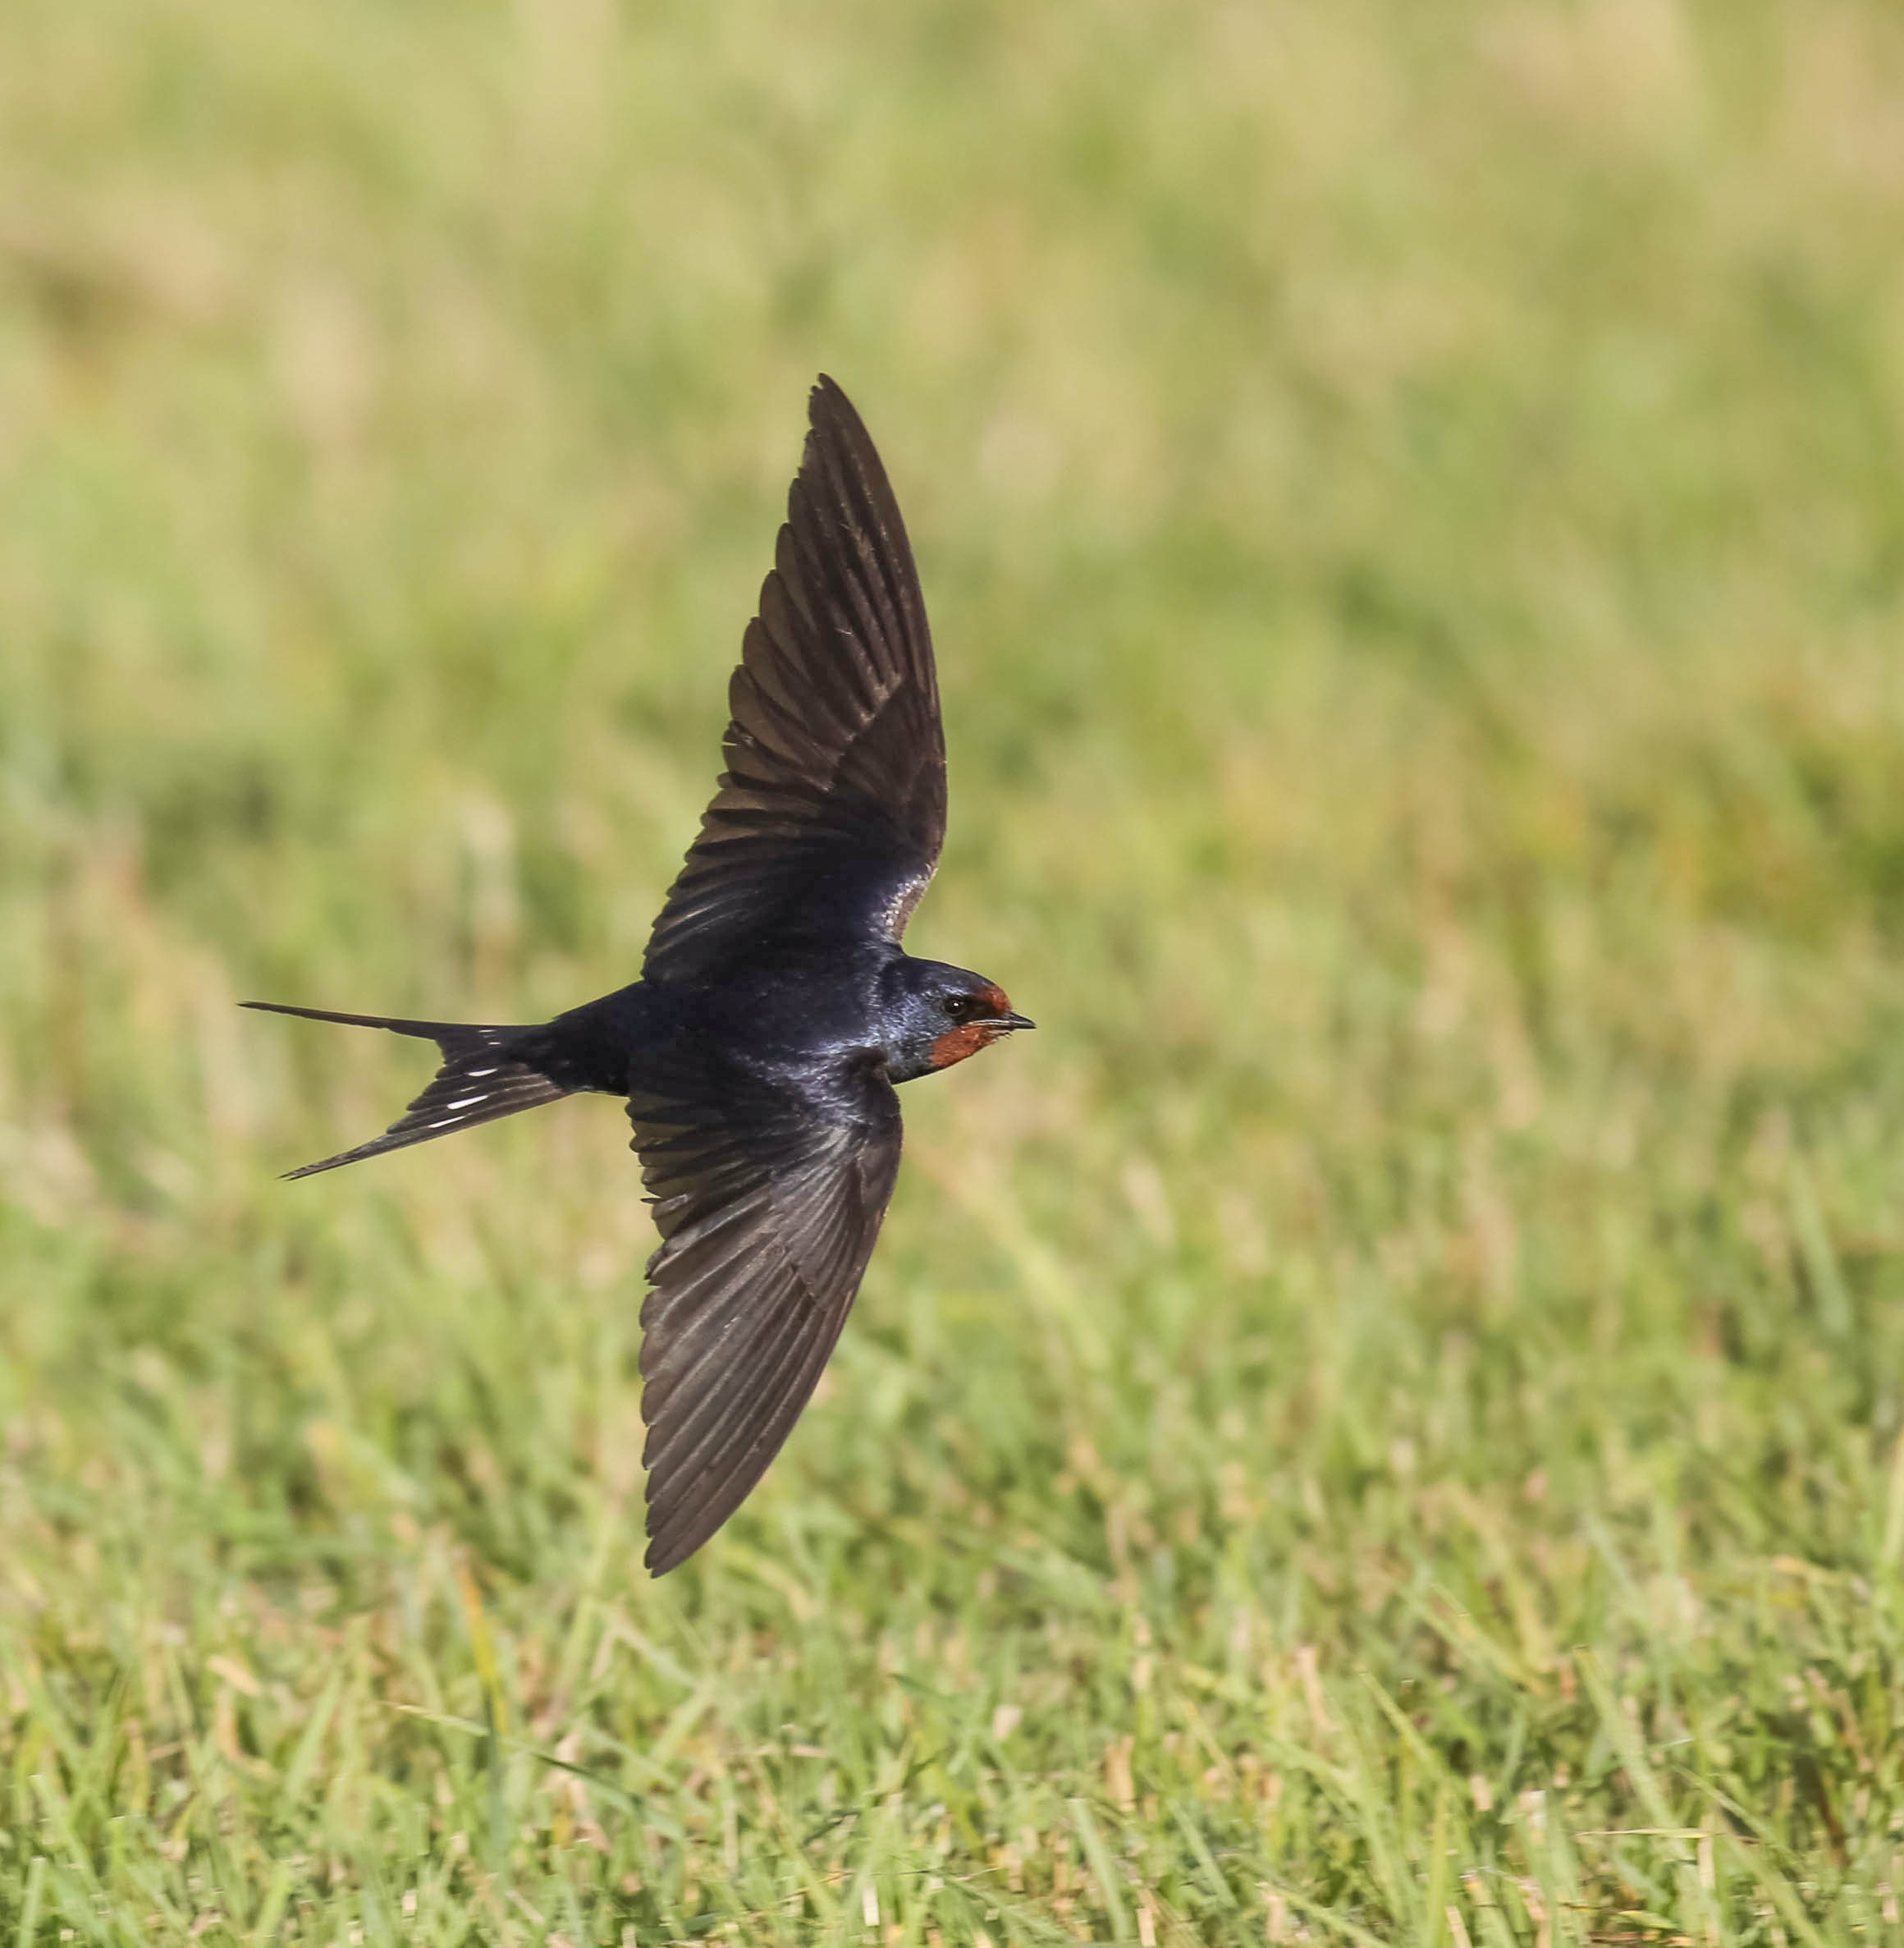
[644,1272,814,1488]
[645,1309,848,1575]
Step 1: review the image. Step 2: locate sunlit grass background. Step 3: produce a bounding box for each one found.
[5,0,1904,1940]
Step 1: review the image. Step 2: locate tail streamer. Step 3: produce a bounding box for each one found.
[240,1003,573,1177]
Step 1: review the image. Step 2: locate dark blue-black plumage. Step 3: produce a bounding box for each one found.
[246,378,1031,1574]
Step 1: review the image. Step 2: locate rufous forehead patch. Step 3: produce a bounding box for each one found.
[980,982,1011,1015]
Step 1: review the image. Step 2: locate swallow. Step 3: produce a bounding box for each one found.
[245,378,1032,1574]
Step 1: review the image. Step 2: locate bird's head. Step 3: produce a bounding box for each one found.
[881,958,1034,1083]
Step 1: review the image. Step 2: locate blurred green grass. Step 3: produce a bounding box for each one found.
[5,0,1904,1940]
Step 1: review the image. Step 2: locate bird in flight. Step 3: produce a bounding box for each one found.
[247,378,1032,1574]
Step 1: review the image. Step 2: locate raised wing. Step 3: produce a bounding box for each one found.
[629,1041,904,1574]
[643,377,946,985]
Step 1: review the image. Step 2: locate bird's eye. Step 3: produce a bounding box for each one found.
[941,994,977,1022]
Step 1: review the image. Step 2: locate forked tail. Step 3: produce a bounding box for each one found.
[241,1002,575,1178]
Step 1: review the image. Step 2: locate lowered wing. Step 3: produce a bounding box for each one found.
[628,1039,904,1574]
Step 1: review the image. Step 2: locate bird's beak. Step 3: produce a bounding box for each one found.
[996,1012,1036,1033]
